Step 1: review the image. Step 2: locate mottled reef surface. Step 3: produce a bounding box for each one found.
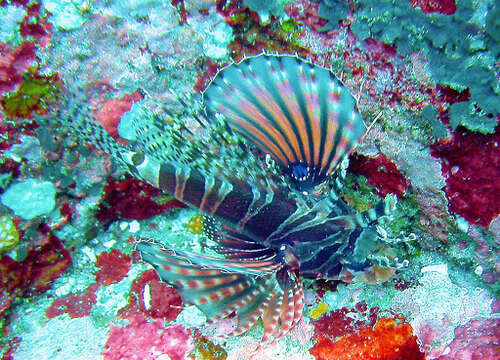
[0,0,499,359]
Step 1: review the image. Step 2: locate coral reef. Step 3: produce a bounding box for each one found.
[434,318,500,360]
[310,318,425,360]
[119,269,183,321]
[347,153,409,197]
[1,178,57,220]
[95,249,132,286]
[0,233,71,318]
[430,125,500,228]
[345,0,500,134]
[92,92,143,141]
[0,216,19,253]
[0,0,498,359]
[96,177,187,222]
[0,71,60,120]
[102,314,193,360]
[0,41,36,95]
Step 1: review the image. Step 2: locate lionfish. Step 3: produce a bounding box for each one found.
[57,55,402,343]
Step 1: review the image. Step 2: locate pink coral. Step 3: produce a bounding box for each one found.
[120,269,183,321]
[95,249,132,286]
[434,319,500,360]
[92,92,142,140]
[45,284,98,319]
[0,41,36,95]
[102,314,192,360]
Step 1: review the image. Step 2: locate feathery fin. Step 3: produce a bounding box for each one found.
[137,240,304,342]
[203,55,366,191]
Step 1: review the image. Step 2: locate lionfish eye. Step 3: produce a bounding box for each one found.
[290,163,308,180]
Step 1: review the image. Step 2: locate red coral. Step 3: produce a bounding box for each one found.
[120,269,182,321]
[0,41,36,95]
[312,307,356,338]
[26,233,72,293]
[310,318,426,360]
[0,233,71,318]
[60,201,74,222]
[45,284,99,319]
[430,125,500,228]
[102,314,191,360]
[434,319,500,359]
[171,0,188,24]
[0,256,26,318]
[92,92,142,140]
[436,85,470,106]
[19,2,53,46]
[96,176,187,222]
[96,249,132,286]
[312,302,379,340]
[348,153,409,197]
[410,0,456,15]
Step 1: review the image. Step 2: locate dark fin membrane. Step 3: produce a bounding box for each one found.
[203,55,367,192]
[137,240,304,343]
[203,217,277,262]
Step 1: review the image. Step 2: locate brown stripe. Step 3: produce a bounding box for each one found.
[174,167,190,201]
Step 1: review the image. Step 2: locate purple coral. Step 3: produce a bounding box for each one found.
[434,318,500,360]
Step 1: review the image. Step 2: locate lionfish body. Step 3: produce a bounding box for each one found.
[61,55,395,343]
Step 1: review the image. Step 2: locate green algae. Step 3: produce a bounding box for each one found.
[193,336,227,360]
[340,174,380,212]
[1,71,60,120]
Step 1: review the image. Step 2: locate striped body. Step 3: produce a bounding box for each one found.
[124,146,382,280]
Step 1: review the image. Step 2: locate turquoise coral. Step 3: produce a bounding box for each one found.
[1,179,57,220]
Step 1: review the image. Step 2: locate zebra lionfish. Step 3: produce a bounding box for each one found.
[60,55,402,343]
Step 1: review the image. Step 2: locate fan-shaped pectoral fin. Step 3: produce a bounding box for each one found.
[136,240,304,342]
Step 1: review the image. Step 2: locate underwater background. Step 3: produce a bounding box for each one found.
[0,0,499,359]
